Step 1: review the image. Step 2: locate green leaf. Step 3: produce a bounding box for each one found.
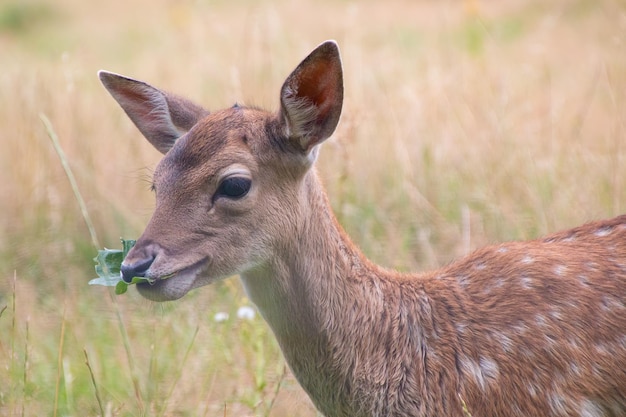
[89,274,122,287]
[115,280,129,295]
[90,239,148,294]
[122,239,136,256]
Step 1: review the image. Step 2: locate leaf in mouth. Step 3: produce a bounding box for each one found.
[89,239,151,294]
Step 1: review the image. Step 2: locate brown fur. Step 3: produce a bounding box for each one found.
[99,41,626,417]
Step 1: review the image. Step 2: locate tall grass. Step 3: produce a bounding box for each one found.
[1,0,625,415]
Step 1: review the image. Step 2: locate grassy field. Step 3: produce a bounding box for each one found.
[1,0,626,415]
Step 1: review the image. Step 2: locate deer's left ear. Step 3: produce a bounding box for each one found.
[279,40,344,154]
[98,71,208,154]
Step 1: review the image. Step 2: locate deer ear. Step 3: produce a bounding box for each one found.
[98,71,208,154]
[279,40,344,154]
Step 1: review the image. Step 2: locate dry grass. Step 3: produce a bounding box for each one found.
[1,0,626,415]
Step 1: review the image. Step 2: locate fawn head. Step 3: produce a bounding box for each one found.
[99,41,343,301]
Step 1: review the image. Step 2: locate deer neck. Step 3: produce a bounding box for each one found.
[240,168,377,410]
[241,168,362,334]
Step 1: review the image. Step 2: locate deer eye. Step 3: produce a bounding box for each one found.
[215,176,251,199]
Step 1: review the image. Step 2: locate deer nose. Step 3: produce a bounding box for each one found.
[120,256,154,283]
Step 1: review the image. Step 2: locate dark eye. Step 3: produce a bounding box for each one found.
[216,177,251,199]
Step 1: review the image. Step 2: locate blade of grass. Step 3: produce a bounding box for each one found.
[53,304,67,417]
[263,362,287,417]
[112,298,146,415]
[200,372,218,417]
[459,393,473,417]
[157,325,200,417]
[11,272,17,416]
[39,113,100,249]
[148,326,157,406]
[21,317,29,417]
[84,349,105,417]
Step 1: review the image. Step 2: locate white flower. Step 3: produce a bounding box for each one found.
[213,312,229,322]
[236,305,256,320]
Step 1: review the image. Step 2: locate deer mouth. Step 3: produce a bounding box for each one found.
[136,258,209,302]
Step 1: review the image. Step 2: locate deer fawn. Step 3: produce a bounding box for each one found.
[99,41,626,417]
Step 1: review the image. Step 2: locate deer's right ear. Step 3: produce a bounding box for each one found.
[98,71,207,154]
[279,40,343,156]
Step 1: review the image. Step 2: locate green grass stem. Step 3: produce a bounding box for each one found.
[83,349,105,417]
[52,304,66,417]
[21,318,28,417]
[39,113,100,249]
[157,325,200,417]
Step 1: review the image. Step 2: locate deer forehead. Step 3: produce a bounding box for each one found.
[154,106,277,186]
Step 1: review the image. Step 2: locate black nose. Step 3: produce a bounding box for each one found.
[120,256,154,283]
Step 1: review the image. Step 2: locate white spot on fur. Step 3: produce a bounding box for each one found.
[594,226,613,237]
[511,403,524,414]
[554,265,566,276]
[519,345,535,360]
[580,399,603,417]
[520,275,533,289]
[457,275,470,289]
[521,255,534,264]
[549,391,571,415]
[493,331,514,353]
[535,314,548,327]
[479,356,499,381]
[497,246,508,253]
[460,355,500,392]
[513,322,529,335]
[545,333,558,349]
[456,322,468,334]
[568,362,582,377]
[493,277,505,289]
[549,310,562,320]
[460,357,482,390]
[585,262,599,271]
[601,295,624,312]
[482,277,505,296]
[568,338,581,351]
[594,342,612,356]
